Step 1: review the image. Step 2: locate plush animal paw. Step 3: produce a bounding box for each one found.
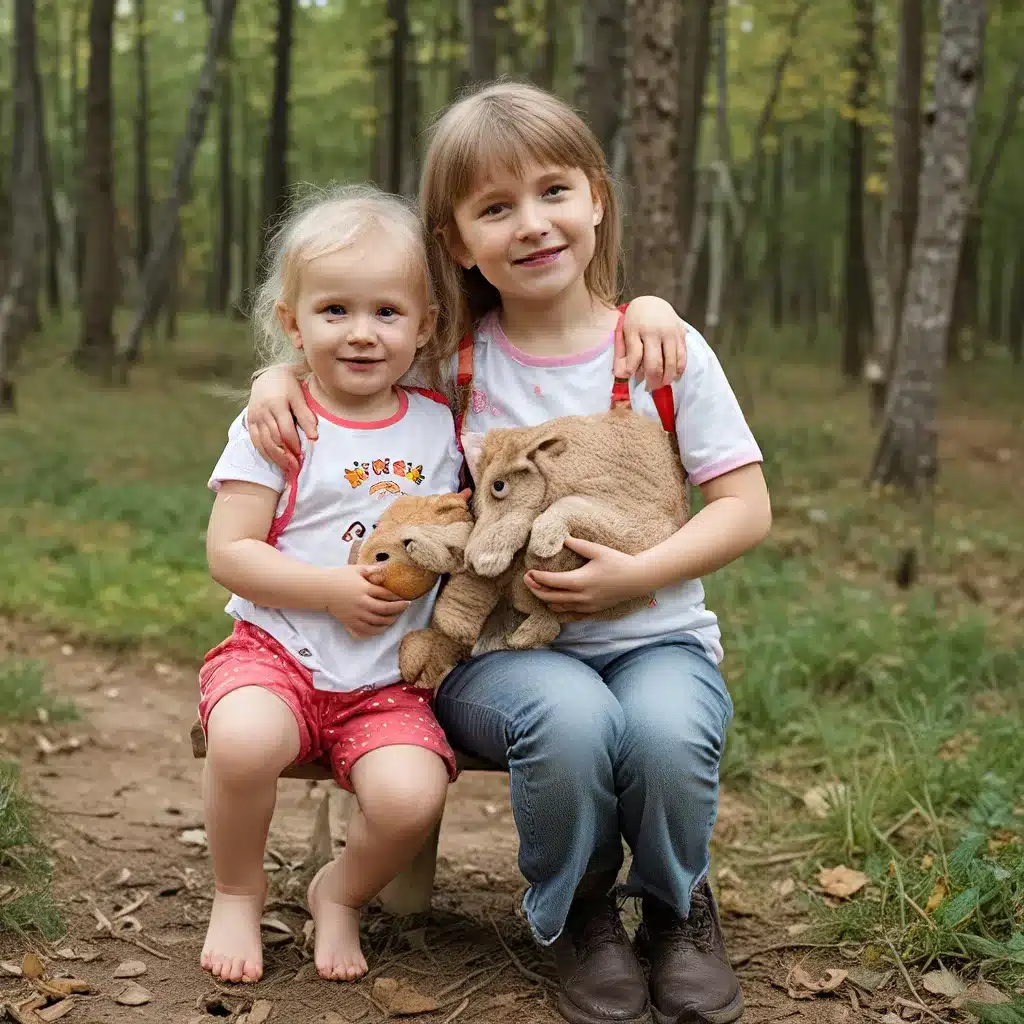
[528,516,568,560]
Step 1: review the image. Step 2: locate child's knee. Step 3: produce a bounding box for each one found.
[206,687,301,783]
[352,749,448,835]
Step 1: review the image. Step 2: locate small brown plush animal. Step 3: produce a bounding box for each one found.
[349,491,473,599]
[397,407,689,688]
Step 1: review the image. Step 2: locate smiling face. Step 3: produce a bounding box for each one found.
[450,161,604,308]
[276,239,434,410]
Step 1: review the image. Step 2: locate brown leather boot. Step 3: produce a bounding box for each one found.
[634,881,743,1024]
[550,875,650,1024]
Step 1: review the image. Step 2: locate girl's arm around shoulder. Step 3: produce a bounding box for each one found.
[619,295,689,390]
[246,364,319,474]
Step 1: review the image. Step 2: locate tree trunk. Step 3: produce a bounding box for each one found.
[867,0,923,417]
[769,135,784,329]
[119,0,239,368]
[33,25,60,317]
[676,0,713,260]
[949,211,980,358]
[468,0,499,84]
[135,0,151,274]
[386,0,408,196]
[73,0,117,378]
[536,0,558,89]
[214,39,233,311]
[238,75,253,303]
[985,229,1004,344]
[261,0,293,238]
[870,0,986,493]
[70,0,85,295]
[628,0,683,303]
[0,0,46,411]
[841,0,873,379]
[1008,249,1022,365]
[576,0,627,159]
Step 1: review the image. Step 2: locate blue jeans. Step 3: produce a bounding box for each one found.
[434,636,733,945]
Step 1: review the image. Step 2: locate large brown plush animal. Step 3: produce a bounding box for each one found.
[395,408,688,688]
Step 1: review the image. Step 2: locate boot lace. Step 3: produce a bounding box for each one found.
[570,893,627,956]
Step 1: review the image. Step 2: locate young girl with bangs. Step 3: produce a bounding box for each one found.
[249,84,770,1024]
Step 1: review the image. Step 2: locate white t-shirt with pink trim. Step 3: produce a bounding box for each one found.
[456,311,763,663]
[208,386,463,693]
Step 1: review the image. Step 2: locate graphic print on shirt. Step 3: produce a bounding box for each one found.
[344,458,425,489]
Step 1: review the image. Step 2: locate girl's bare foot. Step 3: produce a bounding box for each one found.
[201,888,265,983]
[307,860,367,981]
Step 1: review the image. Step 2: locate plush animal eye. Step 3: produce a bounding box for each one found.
[375,552,390,562]
[491,480,507,498]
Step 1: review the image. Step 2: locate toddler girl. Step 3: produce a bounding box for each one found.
[199,186,462,985]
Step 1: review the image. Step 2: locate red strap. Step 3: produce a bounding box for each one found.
[613,301,675,434]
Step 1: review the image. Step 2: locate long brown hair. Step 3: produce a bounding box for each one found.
[419,81,622,392]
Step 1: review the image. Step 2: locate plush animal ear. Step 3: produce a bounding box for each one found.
[431,492,473,520]
[348,538,364,564]
[525,430,567,463]
[401,522,474,574]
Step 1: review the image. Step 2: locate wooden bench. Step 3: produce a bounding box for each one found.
[189,720,503,916]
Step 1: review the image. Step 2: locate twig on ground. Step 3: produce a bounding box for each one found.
[730,941,846,968]
[884,938,944,1024]
[438,966,507,1009]
[881,806,920,841]
[127,937,171,961]
[488,915,556,990]
[733,850,814,867]
[434,966,494,1001]
[440,997,470,1024]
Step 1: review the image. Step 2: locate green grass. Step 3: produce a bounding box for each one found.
[0,660,77,723]
[1,311,1022,978]
[0,762,63,938]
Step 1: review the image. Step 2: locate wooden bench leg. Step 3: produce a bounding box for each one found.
[377,818,441,916]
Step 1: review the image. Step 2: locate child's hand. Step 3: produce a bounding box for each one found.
[523,537,646,614]
[324,566,410,639]
[247,367,318,474]
[615,297,688,391]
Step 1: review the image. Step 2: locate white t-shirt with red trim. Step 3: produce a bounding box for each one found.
[208,386,463,693]
[455,311,763,664]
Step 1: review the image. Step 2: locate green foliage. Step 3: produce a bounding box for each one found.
[0,660,76,723]
[0,762,63,939]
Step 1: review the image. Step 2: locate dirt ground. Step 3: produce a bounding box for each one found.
[0,620,930,1024]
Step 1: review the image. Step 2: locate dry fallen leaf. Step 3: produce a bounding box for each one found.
[716,866,743,888]
[803,783,847,818]
[259,916,292,936]
[243,999,273,1024]
[920,853,935,871]
[954,980,1010,1008]
[786,964,848,999]
[924,877,948,914]
[846,967,892,993]
[21,953,44,980]
[41,977,91,998]
[921,968,965,998]
[372,977,440,1016]
[322,1013,348,1024]
[818,866,870,899]
[718,888,756,917]
[0,962,22,977]
[786,923,810,937]
[178,828,207,847]
[777,877,795,898]
[114,981,152,1006]
[113,960,147,978]
[37,998,76,1022]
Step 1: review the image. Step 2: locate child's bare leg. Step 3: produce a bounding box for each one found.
[202,686,300,983]
[308,746,448,981]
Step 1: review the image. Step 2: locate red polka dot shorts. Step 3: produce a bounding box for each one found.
[198,621,457,791]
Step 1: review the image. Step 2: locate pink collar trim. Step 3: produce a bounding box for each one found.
[485,310,614,368]
[301,380,408,429]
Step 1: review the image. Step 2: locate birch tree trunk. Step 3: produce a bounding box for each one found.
[869,0,986,492]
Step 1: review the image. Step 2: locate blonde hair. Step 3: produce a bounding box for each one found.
[420,81,622,376]
[251,183,434,377]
